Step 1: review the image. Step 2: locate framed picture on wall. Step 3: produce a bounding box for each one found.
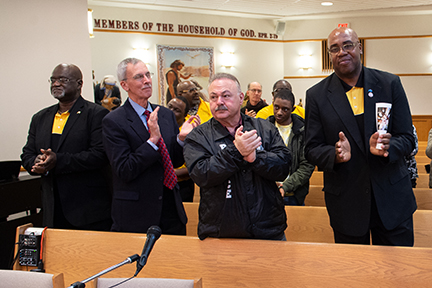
[156,45,214,105]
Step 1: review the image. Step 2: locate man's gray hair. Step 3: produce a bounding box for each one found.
[208,73,242,94]
[117,58,143,81]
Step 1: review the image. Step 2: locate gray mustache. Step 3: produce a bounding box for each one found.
[215,106,228,111]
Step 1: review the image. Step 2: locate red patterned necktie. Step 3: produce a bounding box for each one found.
[144,110,178,190]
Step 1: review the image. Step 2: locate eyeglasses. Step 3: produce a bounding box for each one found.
[248,89,262,93]
[48,77,71,84]
[328,42,359,54]
[124,72,154,82]
[182,87,198,93]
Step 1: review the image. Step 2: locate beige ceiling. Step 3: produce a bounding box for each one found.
[88,0,432,20]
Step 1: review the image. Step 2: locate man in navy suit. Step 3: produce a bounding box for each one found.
[102,58,199,234]
[21,64,112,231]
[304,27,416,246]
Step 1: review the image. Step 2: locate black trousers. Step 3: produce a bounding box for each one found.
[159,186,186,235]
[179,178,195,202]
[333,194,414,246]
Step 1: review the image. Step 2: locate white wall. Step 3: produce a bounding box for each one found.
[283,15,432,113]
[1,2,431,161]
[0,0,92,160]
[89,6,284,104]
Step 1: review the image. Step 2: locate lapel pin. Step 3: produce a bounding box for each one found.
[368,89,373,98]
[77,111,81,114]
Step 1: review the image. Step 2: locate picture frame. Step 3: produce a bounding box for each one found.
[156,45,214,105]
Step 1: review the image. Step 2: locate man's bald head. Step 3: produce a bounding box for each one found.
[327,27,359,47]
[272,80,292,96]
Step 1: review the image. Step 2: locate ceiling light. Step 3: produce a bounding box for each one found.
[321,2,333,6]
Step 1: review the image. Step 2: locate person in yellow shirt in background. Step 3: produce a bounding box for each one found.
[177,80,212,123]
[167,96,197,202]
[256,79,305,119]
[175,81,211,201]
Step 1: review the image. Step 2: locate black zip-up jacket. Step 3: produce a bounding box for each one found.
[184,114,290,240]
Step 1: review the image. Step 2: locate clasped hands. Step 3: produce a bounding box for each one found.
[335,131,391,163]
[234,125,262,163]
[32,148,57,174]
[148,107,201,145]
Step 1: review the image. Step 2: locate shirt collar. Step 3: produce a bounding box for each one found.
[128,98,153,116]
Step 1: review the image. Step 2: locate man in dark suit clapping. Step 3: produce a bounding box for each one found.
[102,58,199,234]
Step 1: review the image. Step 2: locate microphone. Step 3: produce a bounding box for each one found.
[134,225,162,277]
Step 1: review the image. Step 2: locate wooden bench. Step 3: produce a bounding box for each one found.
[417,173,430,188]
[304,185,325,207]
[413,188,432,210]
[306,186,432,210]
[183,203,432,247]
[309,171,323,186]
[416,155,431,165]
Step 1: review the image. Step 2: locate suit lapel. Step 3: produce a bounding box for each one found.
[124,99,150,143]
[57,96,85,151]
[327,74,366,155]
[40,105,58,149]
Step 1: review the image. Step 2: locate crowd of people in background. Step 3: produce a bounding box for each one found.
[21,27,420,246]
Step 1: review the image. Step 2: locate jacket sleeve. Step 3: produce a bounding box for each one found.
[249,121,291,182]
[21,114,41,175]
[184,120,290,187]
[304,87,338,172]
[184,129,245,188]
[282,146,315,192]
[384,76,415,163]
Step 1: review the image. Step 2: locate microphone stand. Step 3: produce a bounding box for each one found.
[68,254,140,288]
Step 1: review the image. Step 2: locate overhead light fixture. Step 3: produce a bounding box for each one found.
[321,2,333,6]
[88,9,94,38]
[221,52,235,68]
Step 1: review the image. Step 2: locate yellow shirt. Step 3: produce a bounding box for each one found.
[346,87,364,115]
[52,111,70,134]
[256,104,305,119]
[185,98,212,124]
[177,99,212,180]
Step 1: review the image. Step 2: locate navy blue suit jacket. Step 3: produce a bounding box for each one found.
[305,67,417,236]
[102,99,186,233]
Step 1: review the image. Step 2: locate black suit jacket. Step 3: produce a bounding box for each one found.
[102,99,187,233]
[305,67,417,236]
[21,96,112,227]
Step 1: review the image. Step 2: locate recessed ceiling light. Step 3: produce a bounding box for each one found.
[321,2,334,6]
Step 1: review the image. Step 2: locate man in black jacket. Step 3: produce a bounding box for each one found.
[305,27,416,246]
[268,89,314,206]
[21,64,112,230]
[184,73,290,240]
